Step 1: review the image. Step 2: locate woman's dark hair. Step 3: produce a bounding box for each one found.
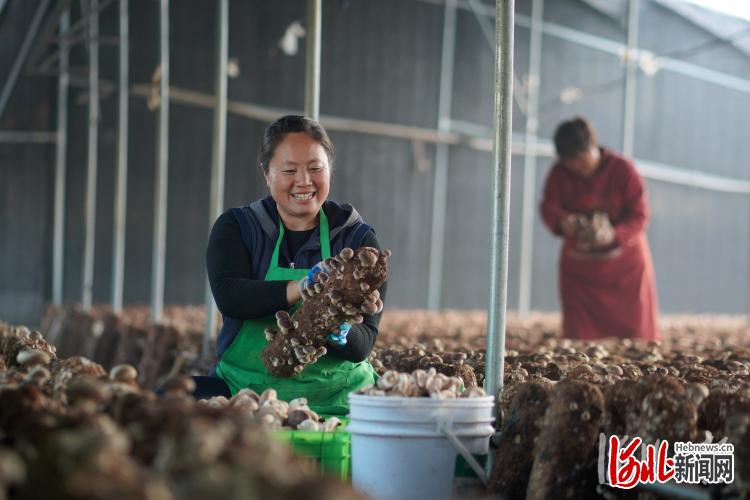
[553,117,597,158]
[258,115,334,173]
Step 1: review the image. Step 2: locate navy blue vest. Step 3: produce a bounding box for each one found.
[214,197,372,360]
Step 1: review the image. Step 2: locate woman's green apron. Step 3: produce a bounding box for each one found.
[215,209,377,415]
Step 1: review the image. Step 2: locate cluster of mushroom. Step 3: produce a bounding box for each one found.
[570,211,614,251]
[261,246,389,377]
[357,368,486,398]
[40,304,213,390]
[0,321,362,500]
[487,337,750,499]
[1,324,57,368]
[369,342,484,388]
[199,388,342,432]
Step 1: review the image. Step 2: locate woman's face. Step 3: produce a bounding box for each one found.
[562,146,600,177]
[264,132,331,229]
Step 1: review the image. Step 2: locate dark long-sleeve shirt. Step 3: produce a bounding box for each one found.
[207,209,386,362]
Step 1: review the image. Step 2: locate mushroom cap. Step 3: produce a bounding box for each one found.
[66,377,111,405]
[287,408,320,428]
[16,349,50,367]
[25,366,51,384]
[109,364,138,383]
[161,375,196,394]
[0,448,26,485]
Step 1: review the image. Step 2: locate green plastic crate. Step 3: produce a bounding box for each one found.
[454,453,487,478]
[272,428,351,480]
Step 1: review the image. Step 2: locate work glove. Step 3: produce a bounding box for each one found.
[298,261,330,299]
[327,323,351,346]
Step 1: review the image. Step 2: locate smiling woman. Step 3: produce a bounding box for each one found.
[198,115,387,414]
[263,132,331,230]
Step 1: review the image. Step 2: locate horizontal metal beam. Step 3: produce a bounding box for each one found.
[0,131,56,143]
[44,72,116,94]
[131,83,465,145]
[514,14,750,95]
[51,34,121,44]
[517,136,750,194]
[129,83,750,195]
[639,160,750,194]
[418,1,750,96]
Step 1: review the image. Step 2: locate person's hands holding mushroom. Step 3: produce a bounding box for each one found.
[559,213,579,237]
[297,261,331,299]
[327,323,351,346]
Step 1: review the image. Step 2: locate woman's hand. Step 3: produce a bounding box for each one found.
[286,279,304,304]
[576,212,615,251]
[294,261,331,303]
[559,214,579,237]
[589,212,615,249]
[327,323,351,346]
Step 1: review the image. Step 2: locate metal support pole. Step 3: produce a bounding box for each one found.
[426,0,457,310]
[151,0,170,322]
[517,0,544,318]
[486,0,514,418]
[304,0,322,120]
[111,0,129,313]
[467,0,527,115]
[622,0,639,157]
[203,0,228,361]
[52,8,70,305]
[0,0,51,121]
[82,0,99,310]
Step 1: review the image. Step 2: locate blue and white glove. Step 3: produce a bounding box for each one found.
[327,323,351,346]
[298,261,330,298]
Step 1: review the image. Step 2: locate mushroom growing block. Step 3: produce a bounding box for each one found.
[261,247,389,378]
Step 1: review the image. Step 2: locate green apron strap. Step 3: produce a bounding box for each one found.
[271,208,331,269]
[216,206,374,415]
[319,209,331,260]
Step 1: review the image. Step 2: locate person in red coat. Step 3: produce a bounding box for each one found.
[540,117,659,341]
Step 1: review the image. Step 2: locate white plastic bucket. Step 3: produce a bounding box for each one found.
[347,394,495,500]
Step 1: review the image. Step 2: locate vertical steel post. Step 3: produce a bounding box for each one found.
[304,0,322,120]
[151,0,170,322]
[517,0,544,317]
[82,0,99,310]
[427,0,457,310]
[486,0,514,409]
[622,0,639,157]
[203,0,229,361]
[53,8,70,305]
[112,0,129,313]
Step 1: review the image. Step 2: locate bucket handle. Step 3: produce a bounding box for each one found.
[436,419,489,486]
